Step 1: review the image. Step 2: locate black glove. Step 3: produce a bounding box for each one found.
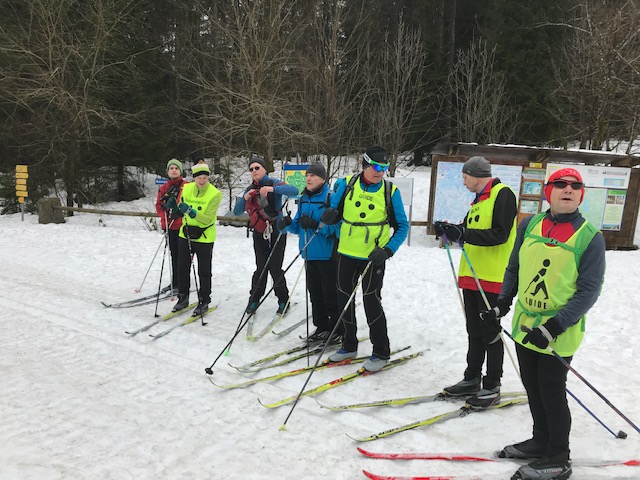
[435,221,465,242]
[521,318,563,349]
[433,221,446,238]
[299,215,319,230]
[480,301,511,325]
[277,215,292,231]
[480,301,510,335]
[368,247,393,266]
[320,207,340,225]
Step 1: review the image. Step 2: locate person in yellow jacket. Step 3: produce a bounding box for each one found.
[482,167,605,480]
[168,160,222,315]
[434,156,517,408]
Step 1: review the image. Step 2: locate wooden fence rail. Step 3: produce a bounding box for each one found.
[39,199,429,227]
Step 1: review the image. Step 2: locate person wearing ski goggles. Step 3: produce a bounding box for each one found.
[363,151,390,173]
[319,146,409,373]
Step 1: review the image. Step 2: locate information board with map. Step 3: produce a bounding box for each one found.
[432,162,523,224]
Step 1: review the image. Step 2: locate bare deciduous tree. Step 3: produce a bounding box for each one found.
[184,0,317,172]
[446,38,517,145]
[297,0,372,178]
[554,0,640,153]
[366,15,428,177]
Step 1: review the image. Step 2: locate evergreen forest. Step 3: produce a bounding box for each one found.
[0,0,638,211]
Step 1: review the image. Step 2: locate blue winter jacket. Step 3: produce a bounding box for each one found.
[285,182,340,261]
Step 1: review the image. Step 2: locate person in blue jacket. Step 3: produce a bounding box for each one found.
[320,146,409,372]
[278,163,341,345]
[234,156,299,315]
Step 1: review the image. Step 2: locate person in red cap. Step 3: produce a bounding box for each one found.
[481,167,606,480]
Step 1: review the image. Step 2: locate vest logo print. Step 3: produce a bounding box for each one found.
[523,259,550,309]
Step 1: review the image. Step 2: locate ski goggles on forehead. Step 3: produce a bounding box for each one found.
[363,152,390,172]
[550,179,584,190]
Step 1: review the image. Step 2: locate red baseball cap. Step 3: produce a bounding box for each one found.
[544,167,585,204]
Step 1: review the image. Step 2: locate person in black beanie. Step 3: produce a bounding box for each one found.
[278,162,342,345]
[319,146,409,372]
[233,156,299,315]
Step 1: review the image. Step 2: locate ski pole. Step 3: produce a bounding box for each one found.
[231,228,286,336]
[203,253,303,373]
[135,234,166,292]
[521,325,636,437]
[458,244,521,379]
[303,230,310,366]
[442,234,465,314]
[185,231,207,326]
[566,387,625,439]
[209,227,324,368]
[279,261,372,430]
[238,224,322,335]
[153,232,170,318]
[499,326,626,439]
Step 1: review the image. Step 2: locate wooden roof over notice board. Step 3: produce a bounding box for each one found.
[428,143,640,250]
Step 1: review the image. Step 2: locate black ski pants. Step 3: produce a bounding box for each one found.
[463,289,504,388]
[167,229,180,289]
[306,259,339,333]
[177,236,213,303]
[337,254,390,359]
[250,230,289,304]
[516,343,572,457]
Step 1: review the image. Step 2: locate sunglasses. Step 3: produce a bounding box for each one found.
[249,165,262,172]
[363,152,389,173]
[550,180,584,190]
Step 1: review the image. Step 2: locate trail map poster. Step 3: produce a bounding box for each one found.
[433,162,522,224]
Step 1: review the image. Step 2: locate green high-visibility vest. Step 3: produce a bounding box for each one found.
[179,182,222,243]
[458,183,516,283]
[338,175,395,258]
[511,213,599,356]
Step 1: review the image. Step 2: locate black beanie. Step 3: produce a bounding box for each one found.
[363,146,389,168]
[249,156,267,170]
[306,163,326,180]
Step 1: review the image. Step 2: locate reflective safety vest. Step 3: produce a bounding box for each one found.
[178,182,221,244]
[338,175,396,258]
[458,183,516,284]
[511,213,599,356]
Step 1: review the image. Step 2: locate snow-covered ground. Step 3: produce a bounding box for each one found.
[1,165,638,480]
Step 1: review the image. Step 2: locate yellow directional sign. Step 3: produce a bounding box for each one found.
[15,165,29,201]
